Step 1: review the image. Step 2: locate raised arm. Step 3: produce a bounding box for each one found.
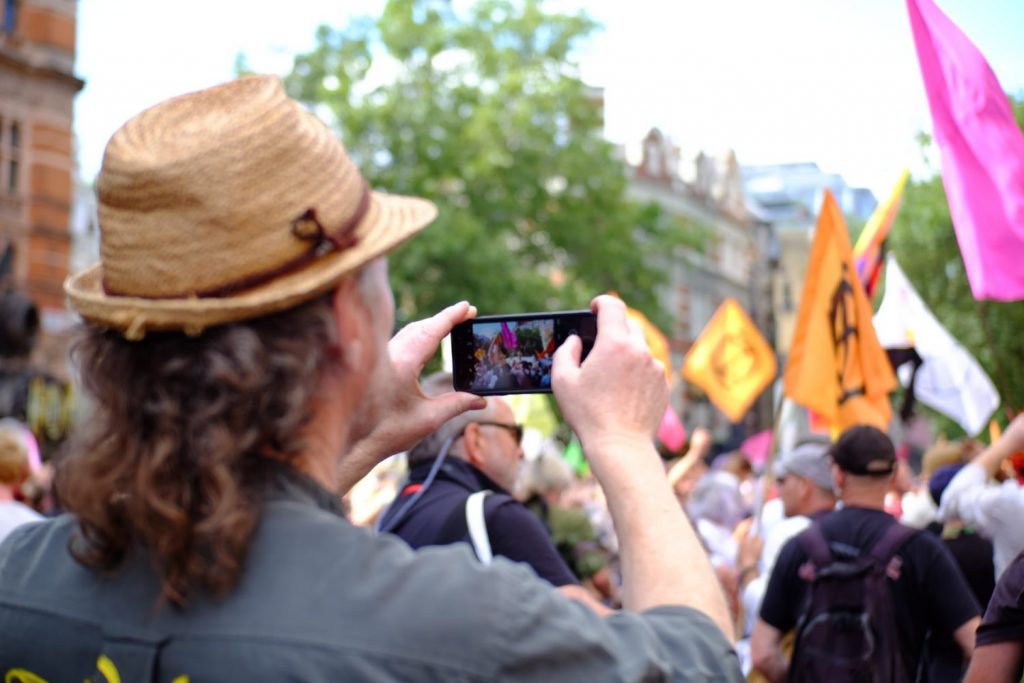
[551,295,733,641]
[973,415,1024,480]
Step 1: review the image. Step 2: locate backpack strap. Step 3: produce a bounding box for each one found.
[465,490,493,565]
[798,522,834,569]
[867,522,918,565]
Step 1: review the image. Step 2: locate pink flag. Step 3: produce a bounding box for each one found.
[739,430,773,469]
[907,0,1024,301]
[657,404,687,452]
[500,321,517,349]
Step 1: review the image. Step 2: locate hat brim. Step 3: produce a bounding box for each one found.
[65,191,437,335]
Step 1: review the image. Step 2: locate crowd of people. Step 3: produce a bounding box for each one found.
[1,75,1022,682]
[471,332,554,392]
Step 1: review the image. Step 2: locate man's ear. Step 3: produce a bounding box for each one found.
[461,422,486,468]
[331,276,366,370]
[832,464,846,491]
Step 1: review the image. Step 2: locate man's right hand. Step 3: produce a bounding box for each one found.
[551,294,669,464]
[550,295,733,639]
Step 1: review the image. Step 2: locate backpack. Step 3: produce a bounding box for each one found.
[789,521,918,683]
[437,490,515,564]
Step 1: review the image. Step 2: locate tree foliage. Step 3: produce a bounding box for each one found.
[282,0,704,331]
[889,96,1024,431]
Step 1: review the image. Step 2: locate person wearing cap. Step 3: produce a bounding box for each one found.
[376,372,579,591]
[0,76,739,681]
[751,425,981,682]
[952,416,1024,682]
[923,464,996,682]
[939,414,1024,581]
[738,441,836,634]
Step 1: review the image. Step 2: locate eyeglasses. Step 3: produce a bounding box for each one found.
[474,421,524,445]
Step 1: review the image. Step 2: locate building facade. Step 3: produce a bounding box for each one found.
[625,128,776,440]
[0,0,83,373]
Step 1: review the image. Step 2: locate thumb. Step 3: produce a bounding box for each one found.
[552,335,582,388]
[429,392,487,428]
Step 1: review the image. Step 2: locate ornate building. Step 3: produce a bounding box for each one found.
[0,0,82,453]
[625,128,776,439]
[0,0,83,372]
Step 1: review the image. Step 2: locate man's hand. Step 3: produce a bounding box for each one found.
[551,294,669,463]
[976,414,1024,480]
[340,302,485,493]
[548,295,736,640]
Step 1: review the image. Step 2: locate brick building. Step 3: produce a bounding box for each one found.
[0,0,83,373]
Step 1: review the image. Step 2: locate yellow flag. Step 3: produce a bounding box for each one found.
[990,419,1002,444]
[852,169,910,298]
[682,298,777,423]
[784,191,897,431]
[609,292,674,381]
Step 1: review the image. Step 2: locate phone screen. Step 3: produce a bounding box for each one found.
[451,311,596,395]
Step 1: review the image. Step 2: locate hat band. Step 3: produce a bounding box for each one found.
[102,183,371,300]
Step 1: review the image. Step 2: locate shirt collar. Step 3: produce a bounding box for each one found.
[410,456,508,495]
[262,459,346,518]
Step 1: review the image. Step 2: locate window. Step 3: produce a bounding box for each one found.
[1,118,21,194]
[3,0,17,34]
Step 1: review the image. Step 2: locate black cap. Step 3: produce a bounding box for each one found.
[829,425,896,476]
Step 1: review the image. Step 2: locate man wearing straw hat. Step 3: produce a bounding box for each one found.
[0,76,740,681]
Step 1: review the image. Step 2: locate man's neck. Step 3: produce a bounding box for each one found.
[0,486,17,503]
[839,491,887,510]
[803,497,836,516]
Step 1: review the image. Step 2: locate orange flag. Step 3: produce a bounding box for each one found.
[682,298,777,423]
[784,191,897,431]
[610,292,674,382]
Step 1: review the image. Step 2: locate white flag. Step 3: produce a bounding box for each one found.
[873,255,999,435]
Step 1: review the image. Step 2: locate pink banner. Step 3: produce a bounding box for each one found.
[500,321,517,349]
[740,430,773,469]
[657,404,687,452]
[907,0,1024,301]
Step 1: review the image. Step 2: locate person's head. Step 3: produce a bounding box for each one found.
[487,338,508,365]
[407,373,524,492]
[928,464,964,507]
[686,471,747,531]
[0,429,30,489]
[920,438,965,482]
[713,451,753,482]
[772,440,836,517]
[519,451,574,504]
[828,425,897,504]
[59,76,440,606]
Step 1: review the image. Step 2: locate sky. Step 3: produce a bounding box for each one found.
[73,0,1024,199]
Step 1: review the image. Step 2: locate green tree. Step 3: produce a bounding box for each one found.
[282,0,705,331]
[889,96,1024,433]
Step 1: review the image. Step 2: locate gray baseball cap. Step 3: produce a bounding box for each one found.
[773,441,835,492]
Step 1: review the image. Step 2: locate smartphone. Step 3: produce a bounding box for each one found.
[451,310,597,395]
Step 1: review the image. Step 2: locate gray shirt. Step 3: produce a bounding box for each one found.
[0,468,741,682]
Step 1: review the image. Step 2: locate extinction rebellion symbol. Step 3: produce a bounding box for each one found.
[711,333,756,391]
[829,263,866,405]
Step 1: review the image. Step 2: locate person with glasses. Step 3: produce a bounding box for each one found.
[378,372,580,591]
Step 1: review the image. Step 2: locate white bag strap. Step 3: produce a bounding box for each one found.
[465,490,493,565]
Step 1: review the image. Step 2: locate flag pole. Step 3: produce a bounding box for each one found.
[750,389,787,536]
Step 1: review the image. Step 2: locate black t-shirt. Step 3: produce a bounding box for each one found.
[977,550,1024,646]
[760,506,981,678]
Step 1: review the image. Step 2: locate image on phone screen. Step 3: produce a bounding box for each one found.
[451,311,596,395]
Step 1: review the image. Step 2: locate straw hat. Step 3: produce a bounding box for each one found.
[65,75,437,338]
